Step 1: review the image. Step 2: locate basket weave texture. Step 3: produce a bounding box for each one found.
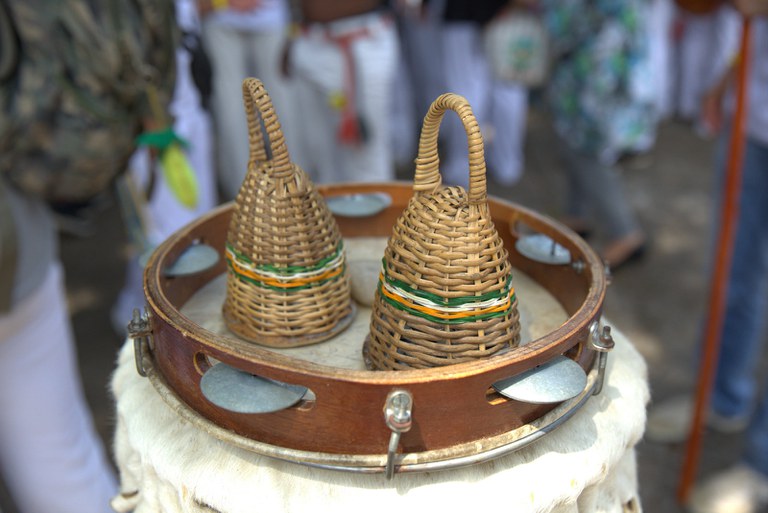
[366,93,521,370]
[223,78,354,348]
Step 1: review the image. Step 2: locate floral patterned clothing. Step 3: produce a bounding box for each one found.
[541,0,657,164]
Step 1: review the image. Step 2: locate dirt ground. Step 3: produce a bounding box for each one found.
[2,110,765,512]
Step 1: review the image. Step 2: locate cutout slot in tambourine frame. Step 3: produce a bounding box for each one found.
[139,182,607,473]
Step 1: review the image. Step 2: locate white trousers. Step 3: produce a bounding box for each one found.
[0,263,117,513]
[646,0,675,120]
[290,12,399,184]
[673,9,721,120]
[440,22,528,188]
[391,11,447,167]
[202,20,304,199]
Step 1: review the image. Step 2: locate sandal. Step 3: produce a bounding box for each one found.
[559,217,593,240]
[601,232,647,272]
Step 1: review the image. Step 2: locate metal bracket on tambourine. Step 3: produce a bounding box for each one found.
[383,390,413,479]
[589,321,615,395]
[127,307,153,377]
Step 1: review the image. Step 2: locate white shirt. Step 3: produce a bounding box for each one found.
[206,0,289,31]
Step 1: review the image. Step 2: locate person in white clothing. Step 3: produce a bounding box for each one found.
[0,1,176,510]
[199,0,304,199]
[390,0,446,168]
[646,0,675,120]
[111,0,218,334]
[0,181,118,513]
[668,3,740,131]
[438,0,529,188]
[287,0,399,185]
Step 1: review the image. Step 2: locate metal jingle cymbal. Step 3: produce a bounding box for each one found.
[200,362,308,414]
[515,233,571,265]
[164,242,219,277]
[326,192,392,218]
[492,355,588,404]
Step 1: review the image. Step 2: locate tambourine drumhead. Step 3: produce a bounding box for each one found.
[140,182,607,470]
[181,248,569,371]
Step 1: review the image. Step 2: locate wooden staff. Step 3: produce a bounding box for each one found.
[677,16,752,504]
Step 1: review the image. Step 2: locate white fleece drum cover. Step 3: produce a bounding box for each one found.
[110,237,649,513]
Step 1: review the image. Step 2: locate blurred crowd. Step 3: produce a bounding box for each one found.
[151,0,746,273]
[1,0,767,512]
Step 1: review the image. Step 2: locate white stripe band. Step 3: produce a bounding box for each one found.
[226,248,345,282]
[380,278,510,313]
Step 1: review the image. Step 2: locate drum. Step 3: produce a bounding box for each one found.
[133,182,610,473]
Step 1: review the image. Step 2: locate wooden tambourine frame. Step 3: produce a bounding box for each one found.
[136,182,608,475]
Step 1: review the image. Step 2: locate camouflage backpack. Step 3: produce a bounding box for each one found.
[0,0,177,205]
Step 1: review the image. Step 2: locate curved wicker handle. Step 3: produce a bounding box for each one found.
[413,93,487,205]
[242,78,293,179]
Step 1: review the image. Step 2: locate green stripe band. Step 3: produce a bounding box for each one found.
[226,241,344,275]
[381,259,513,306]
[377,282,515,325]
[227,260,345,291]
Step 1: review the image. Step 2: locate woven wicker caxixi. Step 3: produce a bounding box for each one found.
[222,78,355,348]
[365,93,521,370]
